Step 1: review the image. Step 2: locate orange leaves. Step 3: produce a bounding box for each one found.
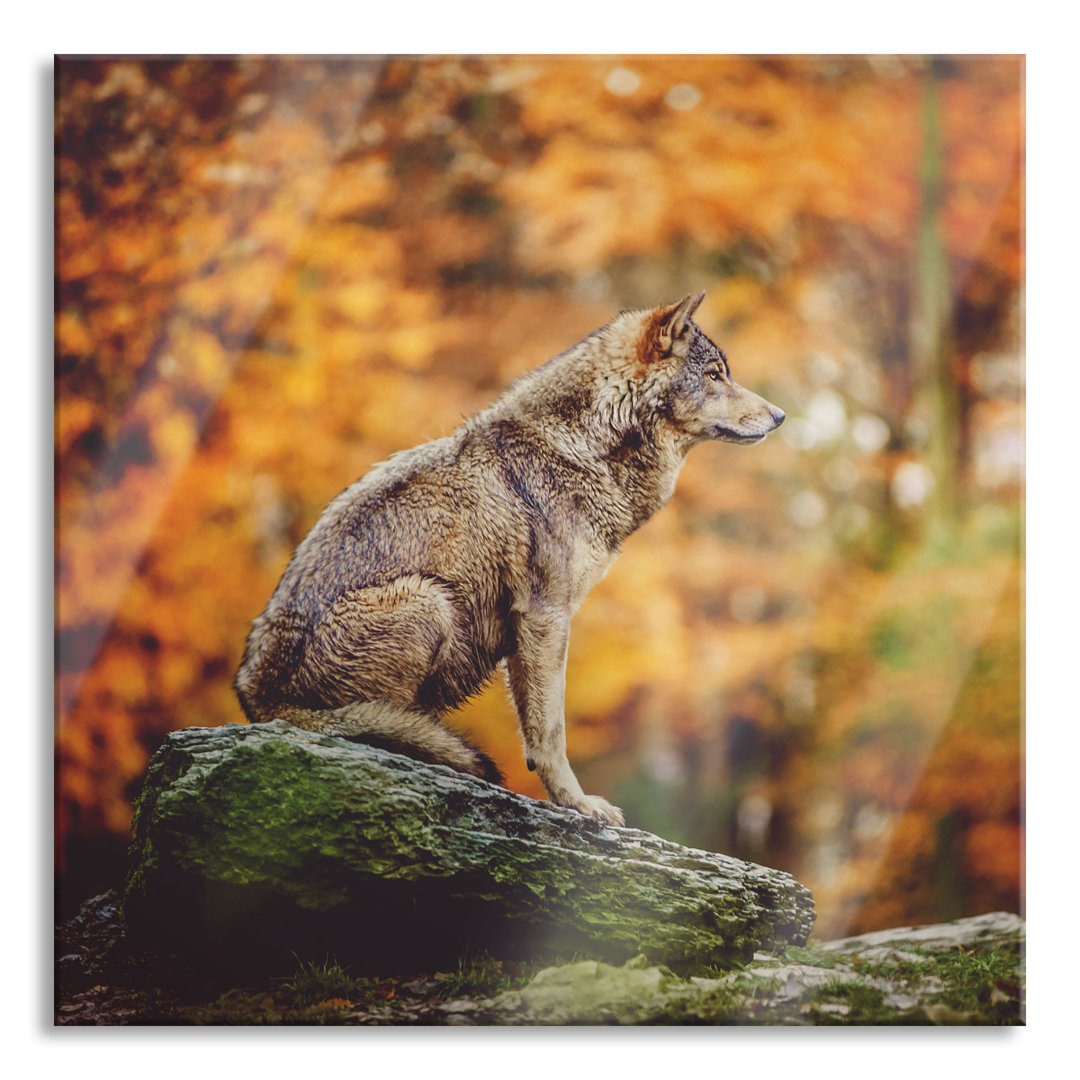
[502,57,940,273]
[187,329,232,395]
[55,395,96,462]
[173,211,234,272]
[327,283,389,327]
[504,139,670,274]
[101,222,163,275]
[316,158,393,221]
[176,253,284,331]
[965,822,1023,893]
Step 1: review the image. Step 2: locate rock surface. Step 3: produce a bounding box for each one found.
[484,912,1025,1025]
[124,721,815,977]
[819,911,1025,954]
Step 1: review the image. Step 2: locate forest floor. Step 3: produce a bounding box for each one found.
[55,892,1024,1026]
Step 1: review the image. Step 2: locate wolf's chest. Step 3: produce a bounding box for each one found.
[567,545,618,614]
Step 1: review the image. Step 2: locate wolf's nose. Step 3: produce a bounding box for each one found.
[771,406,786,427]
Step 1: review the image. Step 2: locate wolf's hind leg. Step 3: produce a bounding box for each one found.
[306,575,464,708]
[276,701,502,784]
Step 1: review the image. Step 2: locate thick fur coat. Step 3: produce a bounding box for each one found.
[235,293,785,824]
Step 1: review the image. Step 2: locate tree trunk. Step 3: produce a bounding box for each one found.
[914,57,962,527]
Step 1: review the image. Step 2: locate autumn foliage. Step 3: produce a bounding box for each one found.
[55,56,1023,936]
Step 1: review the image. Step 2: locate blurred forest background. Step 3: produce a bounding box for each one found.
[55,55,1023,938]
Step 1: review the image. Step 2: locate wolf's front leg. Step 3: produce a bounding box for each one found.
[506,606,624,826]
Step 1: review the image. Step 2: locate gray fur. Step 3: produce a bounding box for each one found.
[234,295,785,825]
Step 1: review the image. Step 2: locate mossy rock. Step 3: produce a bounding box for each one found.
[124,721,814,979]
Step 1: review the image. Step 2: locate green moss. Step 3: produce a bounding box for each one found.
[782,943,839,968]
[814,978,887,1016]
[811,943,1024,1025]
[125,723,814,976]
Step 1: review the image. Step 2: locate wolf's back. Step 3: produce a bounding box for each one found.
[234,423,535,723]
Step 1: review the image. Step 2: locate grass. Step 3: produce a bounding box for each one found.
[275,948,540,1011]
[429,948,555,1000]
[277,955,369,1008]
[806,943,1024,1025]
[686,957,748,980]
[915,943,1024,1019]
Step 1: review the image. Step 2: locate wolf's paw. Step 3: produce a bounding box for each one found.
[573,794,625,827]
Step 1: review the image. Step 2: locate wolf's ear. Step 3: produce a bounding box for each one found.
[656,291,705,355]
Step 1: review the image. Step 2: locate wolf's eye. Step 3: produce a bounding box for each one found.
[705,369,722,381]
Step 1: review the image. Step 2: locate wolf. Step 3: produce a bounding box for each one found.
[234,293,785,825]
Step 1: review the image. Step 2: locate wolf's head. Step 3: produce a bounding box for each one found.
[621,292,785,448]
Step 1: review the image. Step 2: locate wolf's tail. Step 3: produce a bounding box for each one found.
[258,701,503,785]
